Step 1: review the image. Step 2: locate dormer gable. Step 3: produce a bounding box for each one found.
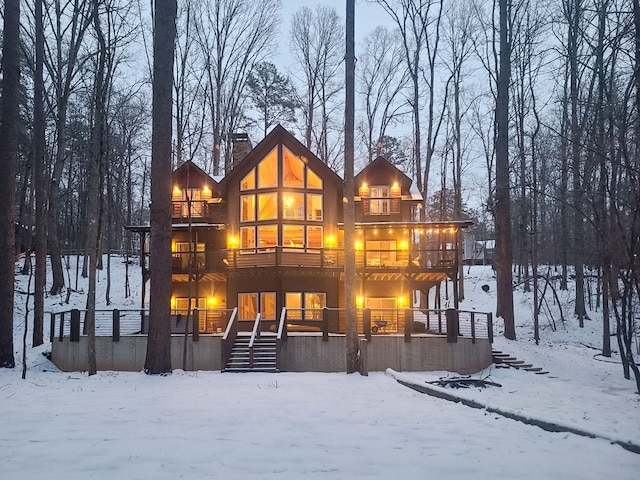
[354,157,419,218]
[171,161,221,219]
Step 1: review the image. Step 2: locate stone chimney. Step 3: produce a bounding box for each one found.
[231,133,252,168]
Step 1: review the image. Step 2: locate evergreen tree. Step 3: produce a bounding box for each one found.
[247,61,298,137]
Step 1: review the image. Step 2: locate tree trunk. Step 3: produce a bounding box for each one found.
[495,0,515,339]
[344,0,358,374]
[33,0,47,347]
[0,0,20,368]
[145,0,177,375]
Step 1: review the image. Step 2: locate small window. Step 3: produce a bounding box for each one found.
[240,227,255,250]
[261,292,276,319]
[283,192,304,219]
[238,293,258,320]
[307,167,322,189]
[258,225,277,250]
[307,226,323,249]
[257,148,278,188]
[283,225,304,249]
[307,194,323,220]
[370,186,390,215]
[258,193,278,220]
[241,168,255,190]
[285,293,302,320]
[240,194,255,222]
[283,147,304,187]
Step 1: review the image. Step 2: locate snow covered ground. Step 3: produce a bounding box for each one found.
[2,256,639,479]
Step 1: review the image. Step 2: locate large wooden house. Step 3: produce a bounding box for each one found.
[51,125,492,374]
[162,125,471,334]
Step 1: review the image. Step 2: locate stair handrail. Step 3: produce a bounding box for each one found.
[276,307,287,340]
[248,313,261,368]
[221,307,238,370]
[248,313,261,348]
[222,307,238,340]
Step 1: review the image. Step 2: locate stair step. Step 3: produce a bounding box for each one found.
[513,363,533,369]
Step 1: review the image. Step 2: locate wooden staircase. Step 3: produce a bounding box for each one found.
[492,350,549,374]
[223,334,279,373]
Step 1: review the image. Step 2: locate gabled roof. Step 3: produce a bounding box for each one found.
[354,156,413,194]
[219,124,344,190]
[172,161,220,196]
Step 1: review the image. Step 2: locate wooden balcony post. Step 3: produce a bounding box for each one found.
[322,307,329,342]
[50,312,56,343]
[470,311,476,344]
[113,309,120,342]
[404,308,413,343]
[446,308,458,343]
[488,312,494,343]
[59,312,65,341]
[70,309,80,342]
[192,308,199,342]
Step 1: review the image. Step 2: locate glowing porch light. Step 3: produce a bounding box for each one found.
[171,240,176,252]
[399,240,408,250]
[203,185,211,194]
[173,186,181,195]
[398,296,407,307]
[228,235,239,248]
[355,240,363,250]
[208,297,216,306]
[392,181,399,189]
[325,234,336,247]
[357,296,364,307]
[171,297,176,309]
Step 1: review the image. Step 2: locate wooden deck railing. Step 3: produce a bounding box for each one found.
[50,307,492,344]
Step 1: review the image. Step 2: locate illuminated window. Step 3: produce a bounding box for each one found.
[283,193,304,219]
[285,292,326,320]
[240,194,255,222]
[240,227,255,250]
[283,147,304,187]
[261,292,276,319]
[238,293,258,320]
[366,240,396,266]
[241,168,255,190]
[307,168,322,189]
[370,186,390,215]
[174,188,205,217]
[258,193,278,220]
[257,148,278,188]
[285,293,302,319]
[307,226,323,249]
[307,194,323,220]
[366,297,398,332]
[258,225,277,250]
[173,242,205,269]
[283,225,304,249]
[305,293,326,319]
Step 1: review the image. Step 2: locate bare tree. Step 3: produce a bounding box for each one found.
[145,0,177,375]
[32,0,47,348]
[289,4,344,165]
[194,0,279,174]
[357,25,409,164]
[495,0,515,339]
[344,0,358,373]
[0,0,21,368]
[43,0,94,296]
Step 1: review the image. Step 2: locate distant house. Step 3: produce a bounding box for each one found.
[51,125,492,374]
[463,235,495,266]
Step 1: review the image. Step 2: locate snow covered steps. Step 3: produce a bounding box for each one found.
[492,350,548,375]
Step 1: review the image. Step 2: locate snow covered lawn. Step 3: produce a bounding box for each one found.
[1,259,638,478]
